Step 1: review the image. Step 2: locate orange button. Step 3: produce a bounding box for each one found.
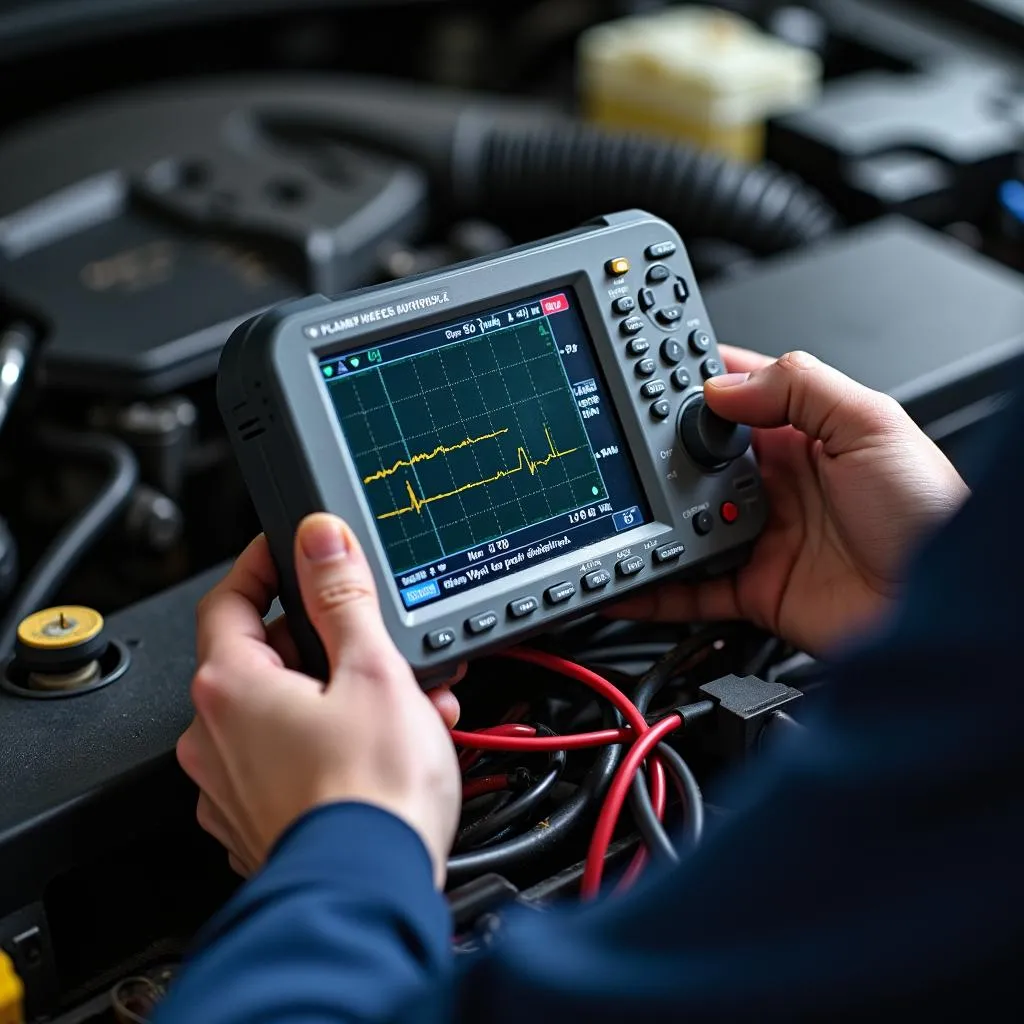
[606,257,630,277]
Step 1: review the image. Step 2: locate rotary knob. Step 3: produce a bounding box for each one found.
[678,395,752,469]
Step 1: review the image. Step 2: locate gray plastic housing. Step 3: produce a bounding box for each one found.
[217,210,767,681]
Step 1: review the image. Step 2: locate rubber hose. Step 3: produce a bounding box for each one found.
[0,429,139,659]
[472,121,838,254]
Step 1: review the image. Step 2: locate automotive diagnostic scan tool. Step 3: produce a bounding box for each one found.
[218,211,767,680]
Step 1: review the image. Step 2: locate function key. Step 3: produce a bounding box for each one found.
[638,287,656,311]
[627,337,650,357]
[701,357,724,380]
[640,379,667,400]
[466,611,498,635]
[582,569,612,591]
[545,581,576,605]
[635,358,656,378]
[508,595,539,619]
[646,241,677,260]
[689,329,712,355]
[661,339,683,365]
[621,316,645,336]
[616,555,645,578]
[653,541,686,564]
[606,257,630,277]
[693,511,715,536]
[671,367,692,390]
[675,278,690,303]
[646,264,671,284]
[720,501,740,525]
[651,399,671,421]
[425,628,456,651]
[612,296,636,315]
[656,306,683,327]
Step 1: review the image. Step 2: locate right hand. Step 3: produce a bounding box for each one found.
[609,347,969,655]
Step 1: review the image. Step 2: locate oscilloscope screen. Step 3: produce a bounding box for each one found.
[320,288,650,610]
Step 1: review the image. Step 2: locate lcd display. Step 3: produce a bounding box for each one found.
[320,288,651,610]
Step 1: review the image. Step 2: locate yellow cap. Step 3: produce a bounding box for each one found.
[0,952,23,1024]
[16,606,104,651]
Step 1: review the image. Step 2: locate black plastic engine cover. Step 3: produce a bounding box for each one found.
[0,77,438,397]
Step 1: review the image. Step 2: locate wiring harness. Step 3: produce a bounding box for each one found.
[444,620,804,904]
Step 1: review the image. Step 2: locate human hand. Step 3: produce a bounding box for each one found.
[176,515,462,886]
[610,347,969,654]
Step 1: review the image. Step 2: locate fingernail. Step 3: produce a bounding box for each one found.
[706,372,750,389]
[299,515,350,562]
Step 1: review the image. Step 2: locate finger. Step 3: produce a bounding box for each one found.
[196,791,236,848]
[196,535,279,666]
[704,350,905,455]
[293,514,395,678]
[265,615,302,671]
[176,718,236,812]
[428,684,461,730]
[718,345,775,376]
[603,575,742,625]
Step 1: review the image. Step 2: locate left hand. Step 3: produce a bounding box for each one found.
[176,516,462,886]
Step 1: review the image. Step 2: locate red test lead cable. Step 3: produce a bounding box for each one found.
[581,712,684,899]
[450,724,634,751]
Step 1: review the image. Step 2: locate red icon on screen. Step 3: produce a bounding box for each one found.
[541,293,570,315]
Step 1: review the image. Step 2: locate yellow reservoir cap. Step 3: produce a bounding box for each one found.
[0,952,23,1024]
[16,606,104,651]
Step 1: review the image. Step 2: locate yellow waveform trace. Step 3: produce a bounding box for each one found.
[377,425,579,521]
[362,428,510,484]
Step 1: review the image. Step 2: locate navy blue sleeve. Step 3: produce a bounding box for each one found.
[152,803,451,1024]
[158,384,1024,1024]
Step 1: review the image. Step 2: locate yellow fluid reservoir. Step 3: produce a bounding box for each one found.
[578,6,822,162]
[0,952,23,1024]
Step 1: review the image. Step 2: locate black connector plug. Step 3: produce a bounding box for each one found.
[698,674,803,758]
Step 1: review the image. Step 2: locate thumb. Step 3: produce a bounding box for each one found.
[704,350,906,455]
[294,513,392,675]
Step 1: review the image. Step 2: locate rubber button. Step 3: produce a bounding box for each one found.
[606,257,630,276]
[661,339,683,365]
[613,296,636,315]
[671,367,692,390]
[508,596,539,618]
[425,628,456,651]
[617,555,645,578]
[545,581,576,605]
[693,511,715,536]
[621,316,645,336]
[701,357,724,380]
[653,542,686,564]
[466,611,498,635]
[651,399,671,420]
[636,358,656,378]
[646,241,677,259]
[689,330,712,355]
[582,569,612,591]
[656,306,683,326]
[721,502,740,525]
[646,264,671,284]
[640,379,667,399]
[639,288,656,311]
[675,279,690,303]
[627,337,650,356]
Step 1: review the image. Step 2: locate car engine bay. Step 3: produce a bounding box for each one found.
[0,1,1022,1020]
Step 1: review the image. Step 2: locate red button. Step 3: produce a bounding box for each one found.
[721,501,739,524]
